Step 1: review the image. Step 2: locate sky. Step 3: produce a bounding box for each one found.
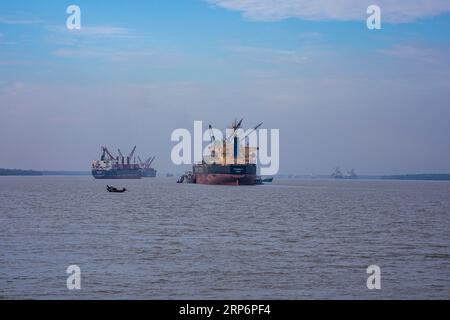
[1,0,450,175]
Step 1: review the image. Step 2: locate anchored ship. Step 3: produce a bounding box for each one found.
[332,167,357,179]
[138,156,157,177]
[344,169,357,179]
[332,167,344,179]
[91,146,142,179]
[192,118,262,186]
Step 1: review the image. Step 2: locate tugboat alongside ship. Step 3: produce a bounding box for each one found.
[177,171,196,184]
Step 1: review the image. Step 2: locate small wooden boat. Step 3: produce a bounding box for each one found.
[106,185,127,193]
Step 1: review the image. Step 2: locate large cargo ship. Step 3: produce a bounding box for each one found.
[92,146,142,179]
[192,119,262,186]
[193,163,256,185]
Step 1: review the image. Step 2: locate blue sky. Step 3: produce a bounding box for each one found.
[1,0,450,174]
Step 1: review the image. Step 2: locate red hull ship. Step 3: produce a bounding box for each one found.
[193,163,257,185]
[192,119,262,186]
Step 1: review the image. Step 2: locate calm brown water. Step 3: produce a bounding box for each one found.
[0,176,449,299]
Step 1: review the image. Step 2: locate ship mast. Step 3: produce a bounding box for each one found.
[242,122,263,164]
[228,118,243,165]
[208,124,216,161]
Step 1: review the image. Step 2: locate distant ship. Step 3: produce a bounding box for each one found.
[332,167,357,179]
[192,118,262,185]
[138,156,157,177]
[344,169,357,179]
[332,167,344,179]
[91,146,142,179]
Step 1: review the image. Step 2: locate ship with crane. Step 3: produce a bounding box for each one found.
[192,118,263,185]
[138,156,157,177]
[91,146,156,179]
[332,167,358,179]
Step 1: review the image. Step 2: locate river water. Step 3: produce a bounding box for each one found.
[0,176,449,299]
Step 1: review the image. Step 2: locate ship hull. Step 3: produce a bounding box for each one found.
[193,164,256,185]
[195,173,256,185]
[141,168,157,177]
[91,169,142,179]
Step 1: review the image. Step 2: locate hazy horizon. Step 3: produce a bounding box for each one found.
[1,1,450,175]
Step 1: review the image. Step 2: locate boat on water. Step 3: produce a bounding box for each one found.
[332,167,358,179]
[177,171,196,184]
[344,169,357,179]
[106,185,127,193]
[194,163,256,185]
[92,146,157,179]
[332,167,344,179]
[192,118,263,186]
[92,167,141,179]
[92,146,142,179]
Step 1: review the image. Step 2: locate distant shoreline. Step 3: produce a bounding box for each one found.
[381,174,450,181]
[41,171,91,176]
[0,168,43,176]
[1,168,450,181]
[0,168,89,176]
[274,174,450,181]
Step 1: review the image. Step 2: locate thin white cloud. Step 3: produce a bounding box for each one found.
[0,16,44,25]
[207,0,450,23]
[228,45,310,64]
[379,44,447,64]
[67,26,129,36]
[53,48,149,60]
[0,81,26,97]
[53,48,105,58]
[47,25,129,37]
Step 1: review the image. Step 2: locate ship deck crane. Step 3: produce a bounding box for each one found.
[243,122,263,164]
[118,149,125,164]
[243,122,263,140]
[128,146,137,165]
[227,118,244,142]
[102,146,116,161]
[145,156,152,167]
[148,156,156,168]
[225,119,263,164]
